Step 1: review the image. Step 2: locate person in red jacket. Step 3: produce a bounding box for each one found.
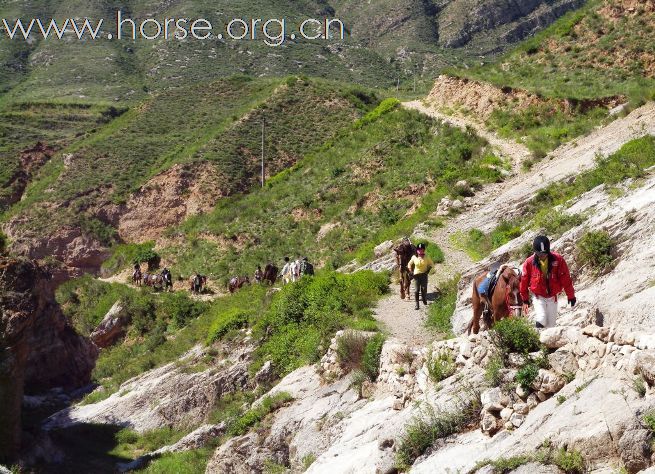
[520,235,576,328]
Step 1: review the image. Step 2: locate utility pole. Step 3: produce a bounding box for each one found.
[261,118,265,188]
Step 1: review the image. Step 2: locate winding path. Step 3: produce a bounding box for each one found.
[370,100,655,345]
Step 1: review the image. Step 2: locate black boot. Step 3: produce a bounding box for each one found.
[415,292,420,310]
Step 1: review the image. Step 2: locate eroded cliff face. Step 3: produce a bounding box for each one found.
[0,257,97,463]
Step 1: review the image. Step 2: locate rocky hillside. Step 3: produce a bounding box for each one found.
[1,77,376,275]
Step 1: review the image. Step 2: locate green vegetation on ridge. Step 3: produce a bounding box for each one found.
[164,103,503,280]
[453,0,655,101]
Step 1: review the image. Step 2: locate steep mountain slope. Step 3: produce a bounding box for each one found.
[2,77,375,273]
[161,101,503,282]
[0,0,586,103]
[454,0,655,100]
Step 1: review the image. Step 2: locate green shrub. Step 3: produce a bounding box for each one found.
[491,318,541,355]
[426,350,456,383]
[252,271,388,378]
[354,98,400,128]
[362,333,386,381]
[576,230,614,273]
[337,332,369,372]
[553,447,585,473]
[102,242,159,274]
[207,308,252,344]
[228,392,293,436]
[426,276,460,337]
[643,410,655,432]
[396,395,480,470]
[163,292,205,329]
[516,362,539,391]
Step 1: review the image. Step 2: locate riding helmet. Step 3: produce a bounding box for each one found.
[416,243,427,250]
[533,235,550,253]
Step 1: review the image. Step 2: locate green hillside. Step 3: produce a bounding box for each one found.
[161,100,504,281]
[4,77,377,246]
[453,0,655,101]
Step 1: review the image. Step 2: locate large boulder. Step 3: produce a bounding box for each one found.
[90,301,130,348]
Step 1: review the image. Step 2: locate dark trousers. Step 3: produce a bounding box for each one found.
[414,272,428,307]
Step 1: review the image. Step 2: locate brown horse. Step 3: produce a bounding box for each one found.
[190,274,207,294]
[132,269,142,286]
[394,238,416,300]
[468,265,523,335]
[262,263,278,285]
[143,273,164,290]
[228,276,250,293]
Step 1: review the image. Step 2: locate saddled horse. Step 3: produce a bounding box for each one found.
[132,269,142,286]
[228,276,250,293]
[468,265,523,335]
[143,273,164,290]
[262,263,278,285]
[393,237,417,300]
[190,274,207,294]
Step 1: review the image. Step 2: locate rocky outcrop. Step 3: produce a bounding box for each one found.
[117,162,225,243]
[0,142,56,209]
[89,301,130,348]
[44,344,252,433]
[0,257,96,463]
[4,223,110,276]
[425,75,621,124]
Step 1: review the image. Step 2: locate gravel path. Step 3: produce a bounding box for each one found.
[371,101,655,345]
[373,283,442,347]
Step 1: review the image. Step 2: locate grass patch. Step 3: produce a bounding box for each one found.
[576,229,615,275]
[452,221,522,261]
[426,350,456,383]
[228,392,293,437]
[426,276,460,337]
[252,271,388,378]
[477,446,585,473]
[140,449,212,474]
[396,390,481,470]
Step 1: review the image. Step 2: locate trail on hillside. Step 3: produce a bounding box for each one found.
[371,101,655,345]
[405,100,655,269]
[374,283,439,347]
[403,100,532,170]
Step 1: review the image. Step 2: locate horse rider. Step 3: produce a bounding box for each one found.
[408,243,434,310]
[254,265,263,283]
[281,257,292,284]
[300,257,314,277]
[520,235,576,329]
[161,267,173,290]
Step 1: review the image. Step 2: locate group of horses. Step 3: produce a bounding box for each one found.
[132,270,173,291]
[393,238,523,334]
[228,263,278,293]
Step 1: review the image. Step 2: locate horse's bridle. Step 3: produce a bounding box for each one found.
[505,267,523,317]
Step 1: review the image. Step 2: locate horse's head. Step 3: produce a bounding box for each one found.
[502,268,523,317]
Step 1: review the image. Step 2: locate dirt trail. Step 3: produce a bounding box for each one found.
[98,269,224,301]
[374,283,440,347]
[406,100,655,259]
[372,100,655,345]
